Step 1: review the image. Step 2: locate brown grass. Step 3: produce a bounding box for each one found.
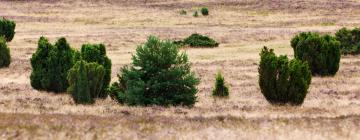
[0,0,360,139]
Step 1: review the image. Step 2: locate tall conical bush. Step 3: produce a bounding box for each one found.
[259,47,312,105]
[0,36,10,68]
[212,71,229,97]
[0,18,16,42]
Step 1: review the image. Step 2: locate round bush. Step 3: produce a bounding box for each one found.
[68,60,105,104]
[80,43,111,98]
[183,33,219,48]
[201,7,209,16]
[0,18,16,42]
[109,36,200,106]
[291,32,340,76]
[0,37,10,68]
[259,47,312,105]
[30,37,78,93]
[335,27,360,54]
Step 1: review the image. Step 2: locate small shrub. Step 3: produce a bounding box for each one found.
[80,43,111,98]
[183,33,219,48]
[201,7,209,16]
[259,47,311,105]
[193,11,198,17]
[212,71,229,97]
[180,10,187,15]
[109,36,200,106]
[68,60,105,104]
[0,18,16,42]
[0,37,10,68]
[291,32,340,76]
[335,27,360,54]
[30,37,78,93]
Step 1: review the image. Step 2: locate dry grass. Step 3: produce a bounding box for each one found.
[0,0,360,139]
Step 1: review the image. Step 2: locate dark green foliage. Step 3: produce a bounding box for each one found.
[183,33,219,48]
[201,7,209,16]
[291,32,340,76]
[193,11,198,17]
[259,47,312,105]
[180,10,187,15]
[212,71,229,97]
[80,44,111,98]
[30,37,78,93]
[68,60,105,104]
[109,36,200,107]
[335,27,360,54]
[0,37,10,68]
[0,18,16,42]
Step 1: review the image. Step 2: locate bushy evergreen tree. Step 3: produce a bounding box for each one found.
[291,32,340,76]
[212,71,229,97]
[30,37,78,93]
[0,36,10,68]
[0,18,16,42]
[67,60,105,104]
[259,47,311,105]
[335,27,360,54]
[109,36,199,106]
[80,43,111,98]
[67,61,92,104]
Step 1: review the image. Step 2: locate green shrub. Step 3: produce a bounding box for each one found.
[68,60,105,104]
[291,32,340,76]
[0,37,10,68]
[183,33,219,48]
[335,27,360,54]
[30,37,78,93]
[193,11,198,17]
[259,47,312,105]
[212,71,229,97]
[109,36,200,106]
[0,18,16,42]
[80,43,111,98]
[180,10,187,15]
[201,7,209,16]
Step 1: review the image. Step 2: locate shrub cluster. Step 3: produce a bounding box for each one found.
[109,36,199,106]
[0,18,16,42]
[0,37,10,68]
[201,7,209,16]
[291,32,340,76]
[259,47,312,105]
[181,33,219,48]
[67,60,105,104]
[30,37,77,93]
[335,27,360,54]
[80,44,112,98]
[212,71,229,97]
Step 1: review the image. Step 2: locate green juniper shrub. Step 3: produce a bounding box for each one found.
[335,27,360,54]
[201,7,209,16]
[30,37,78,93]
[193,11,199,17]
[80,43,111,98]
[0,18,16,42]
[0,36,10,68]
[212,71,229,97]
[183,33,219,48]
[259,47,312,105]
[67,60,105,104]
[180,10,187,15]
[291,32,340,76]
[109,36,200,107]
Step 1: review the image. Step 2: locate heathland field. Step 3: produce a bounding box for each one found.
[0,0,360,139]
